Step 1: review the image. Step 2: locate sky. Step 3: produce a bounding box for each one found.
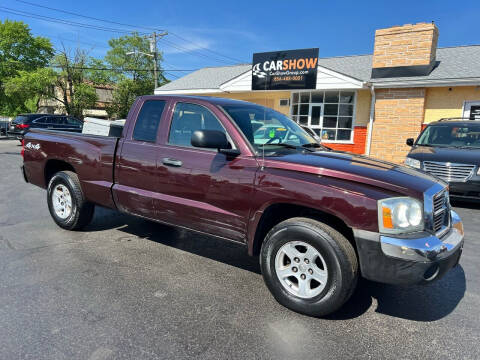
[1,0,480,80]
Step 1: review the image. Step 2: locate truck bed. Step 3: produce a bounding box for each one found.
[23,128,120,209]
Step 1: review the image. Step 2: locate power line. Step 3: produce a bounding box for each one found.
[15,0,165,33]
[2,7,196,73]
[45,35,198,74]
[3,2,235,74]
[2,62,197,72]
[3,6,234,65]
[47,36,196,72]
[0,6,147,34]
[169,32,246,63]
[12,0,245,64]
[159,38,232,65]
[164,71,180,79]
[48,65,196,72]
[50,35,110,49]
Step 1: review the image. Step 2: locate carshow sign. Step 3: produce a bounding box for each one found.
[252,48,319,90]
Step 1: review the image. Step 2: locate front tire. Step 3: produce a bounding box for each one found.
[47,171,94,230]
[260,217,358,317]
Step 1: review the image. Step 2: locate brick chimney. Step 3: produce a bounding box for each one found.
[372,22,439,78]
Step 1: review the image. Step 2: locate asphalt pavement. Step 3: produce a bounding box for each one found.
[0,138,479,359]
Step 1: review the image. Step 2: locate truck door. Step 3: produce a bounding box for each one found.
[154,101,258,243]
[113,99,168,218]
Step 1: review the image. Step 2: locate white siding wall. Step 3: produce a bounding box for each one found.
[315,69,363,89]
[221,66,364,92]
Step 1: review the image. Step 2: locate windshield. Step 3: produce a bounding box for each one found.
[12,116,30,124]
[417,123,480,148]
[221,103,317,153]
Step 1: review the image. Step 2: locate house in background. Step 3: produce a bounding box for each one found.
[155,22,480,163]
[38,83,114,119]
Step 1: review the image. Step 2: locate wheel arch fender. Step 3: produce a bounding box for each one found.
[247,200,356,256]
[44,158,77,188]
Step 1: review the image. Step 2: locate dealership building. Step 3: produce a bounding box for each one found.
[155,23,480,163]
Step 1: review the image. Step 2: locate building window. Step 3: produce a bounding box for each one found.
[290,90,356,142]
[279,99,290,107]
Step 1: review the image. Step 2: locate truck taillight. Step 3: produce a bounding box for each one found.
[21,139,25,158]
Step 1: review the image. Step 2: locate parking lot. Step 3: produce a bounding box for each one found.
[0,138,479,359]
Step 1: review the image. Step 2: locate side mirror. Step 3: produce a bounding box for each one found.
[406,138,414,146]
[191,130,231,150]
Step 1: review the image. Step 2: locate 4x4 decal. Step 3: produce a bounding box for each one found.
[25,142,40,150]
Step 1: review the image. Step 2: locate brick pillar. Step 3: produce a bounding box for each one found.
[370,88,426,163]
[372,23,439,69]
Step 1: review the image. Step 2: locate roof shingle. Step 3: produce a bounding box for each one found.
[156,45,480,91]
[159,64,251,91]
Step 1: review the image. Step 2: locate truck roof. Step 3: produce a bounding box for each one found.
[139,95,261,107]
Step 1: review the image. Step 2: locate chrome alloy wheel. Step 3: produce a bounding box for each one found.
[275,241,328,299]
[52,184,72,219]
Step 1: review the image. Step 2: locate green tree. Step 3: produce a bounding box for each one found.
[103,33,167,119]
[5,48,99,119]
[0,20,54,115]
[50,47,98,119]
[3,67,57,114]
[107,78,154,119]
[85,57,116,85]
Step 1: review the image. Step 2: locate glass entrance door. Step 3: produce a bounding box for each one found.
[309,103,323,137]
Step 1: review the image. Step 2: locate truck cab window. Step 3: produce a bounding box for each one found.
[168,102,227,148]
[133,100,167,142]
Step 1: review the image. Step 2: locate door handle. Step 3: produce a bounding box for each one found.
[162,158,183,167]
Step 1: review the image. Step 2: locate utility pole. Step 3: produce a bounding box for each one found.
[149,31,167,89]
[127,31,167,90]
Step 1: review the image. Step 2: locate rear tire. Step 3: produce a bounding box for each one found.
[260,217,358,317]
[47,171,94,230]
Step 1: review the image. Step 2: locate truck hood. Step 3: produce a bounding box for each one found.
[407,145,480,164]
[264,150,442,198]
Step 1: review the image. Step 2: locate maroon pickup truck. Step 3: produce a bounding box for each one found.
[21,95,464,316]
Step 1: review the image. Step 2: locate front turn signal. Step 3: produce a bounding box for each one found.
[382,206,394,229]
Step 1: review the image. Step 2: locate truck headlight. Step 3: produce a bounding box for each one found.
[378,197,423,234]
[405,157,421,169]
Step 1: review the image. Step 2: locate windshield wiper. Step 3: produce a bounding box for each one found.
[262,143,297,149]
[262,143,315,152]
[302,142,330,151]
[302,142,321,148]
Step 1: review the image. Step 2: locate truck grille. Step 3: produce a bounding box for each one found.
[423,161,475,183]
[432,189,450,234]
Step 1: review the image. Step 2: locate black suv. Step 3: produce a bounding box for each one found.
[7,114,83,140]
[0,118,10,136]
[405,118,480,200]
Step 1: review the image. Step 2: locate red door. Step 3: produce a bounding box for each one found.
[113,99,169,218]
[154,101,258,243]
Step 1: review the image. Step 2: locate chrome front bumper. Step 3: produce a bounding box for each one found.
[354,210,464,285]
[380,210,464,262]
